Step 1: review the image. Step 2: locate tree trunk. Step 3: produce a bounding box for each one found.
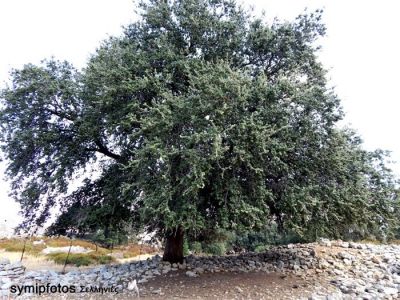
[162,227,184,263]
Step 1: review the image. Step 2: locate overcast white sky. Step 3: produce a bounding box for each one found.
[0,0,399,233]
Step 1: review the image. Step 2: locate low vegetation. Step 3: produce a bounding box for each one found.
[0,238,45,255]
[116,244,156,259]
[0,236,157,267]
[186,225,400,256]
[46,252,114,267]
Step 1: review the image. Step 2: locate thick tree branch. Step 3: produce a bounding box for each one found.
[85,139,122,161]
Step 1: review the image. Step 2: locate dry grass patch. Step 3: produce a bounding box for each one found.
[42,237,99,250]
[0,237,157,268]
[114,244,156,258]
[0,250,96,272]
[46,252,115,267]
[0,238,45,255]
[0,237,110,254]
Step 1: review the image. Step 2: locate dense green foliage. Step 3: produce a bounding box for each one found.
[187,226,304,255]
[0,0,398,253]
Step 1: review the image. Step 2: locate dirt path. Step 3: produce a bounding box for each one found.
[35,270,334,299]
[136,270,334,300]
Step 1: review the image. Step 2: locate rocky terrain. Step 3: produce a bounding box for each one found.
[0,240,399,299]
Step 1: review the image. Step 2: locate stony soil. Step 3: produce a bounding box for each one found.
[137,270,336,299]
[1,240,400,299]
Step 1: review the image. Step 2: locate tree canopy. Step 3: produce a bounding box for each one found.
[1,0,398,262]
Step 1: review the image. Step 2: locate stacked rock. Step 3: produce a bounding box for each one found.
[0,258,25,279]
[0,258,25,297]
[184,244,318,275]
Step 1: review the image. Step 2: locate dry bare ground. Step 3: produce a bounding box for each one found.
[34,270,335,300]
[136,270,336,300]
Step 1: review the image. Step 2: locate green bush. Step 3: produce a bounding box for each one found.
[200,228,236,253]
[190,241,202,254]
[97,255,113,265]
[186,223,305,255]
[254,245,270,253]
[278,232,305,245]
[233,230,275,252]
[204,242,226,255]
[231,223,304,252]
[67,255,92,267]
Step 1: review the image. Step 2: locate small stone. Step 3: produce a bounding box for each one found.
[320,240,332,247]
[178,263,186,270]
[102,272,113,280]
[185,271,198,278]
[371,256,380,264]
[341,242,349,248]
[348,242,357,248]
[382,287,398,296]
[338,252,352,260]
[152,288,162,295]
[333,269,343,276]
[1,282,12,289]
[343,259,352,266]
[359,293,373,300]
[194,267,204,274]
[235,286,243,293]
[277,261,284,269]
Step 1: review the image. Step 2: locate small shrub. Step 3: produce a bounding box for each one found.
[97,255,114,265]
[278,232,305,245]
[190,241,202,254]
[204,242,226,256]
[231,224,305,252]
[206,229,236,252]
[254,245,270,253]
[67,255,92,267]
